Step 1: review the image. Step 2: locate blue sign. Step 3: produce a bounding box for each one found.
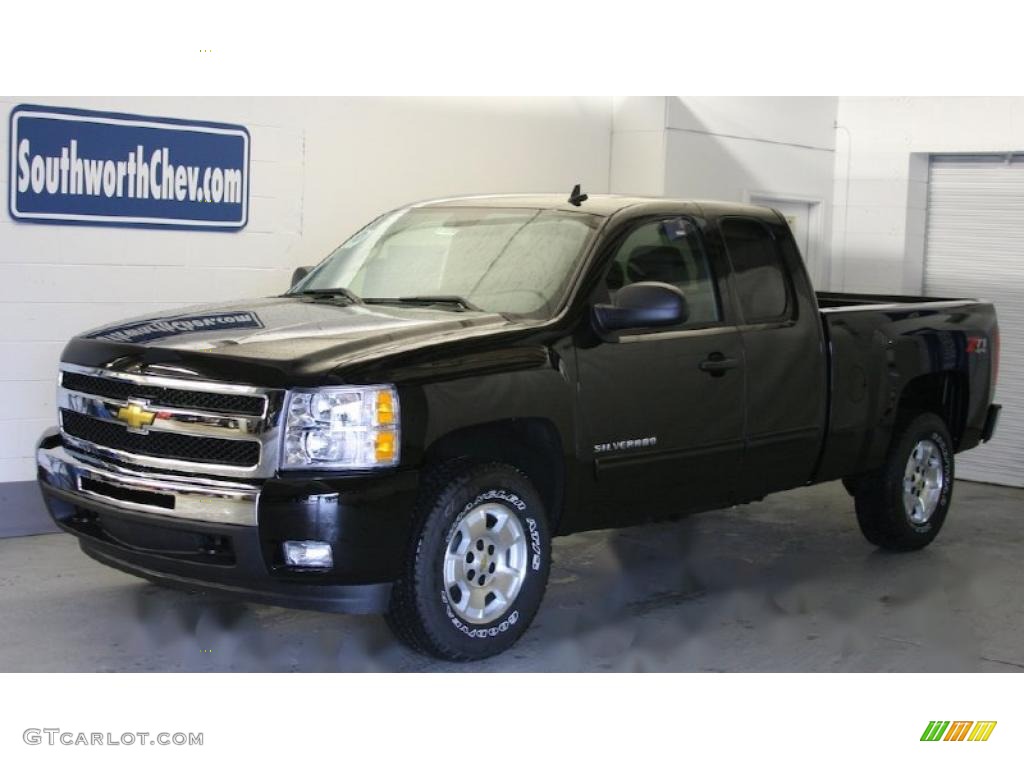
[8,104,250,230]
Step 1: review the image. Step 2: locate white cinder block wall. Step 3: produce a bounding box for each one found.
[14,96,1014,485]
[611,97,838,285]
[0,96,612,483]
[831,97,1024,293]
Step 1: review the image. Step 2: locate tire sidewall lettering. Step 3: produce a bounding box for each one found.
[929,431,953,508]
[438,483,544,639]
[440,586,520,639]
[526,517,542,571]
[465,488,527,513]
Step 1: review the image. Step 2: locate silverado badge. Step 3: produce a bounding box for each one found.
[593,436,657,454]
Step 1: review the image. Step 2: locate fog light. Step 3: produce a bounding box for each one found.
[282,540,333,568]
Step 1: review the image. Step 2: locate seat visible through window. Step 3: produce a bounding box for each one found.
[605,218,720,326]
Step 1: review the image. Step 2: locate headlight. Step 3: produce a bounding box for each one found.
[282,385,400,469]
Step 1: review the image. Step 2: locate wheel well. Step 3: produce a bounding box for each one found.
[423,419,566,530]
[898,372,967,448]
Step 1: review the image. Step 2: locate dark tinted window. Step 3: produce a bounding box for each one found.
[721,219,790,322]
[605,217,721,326]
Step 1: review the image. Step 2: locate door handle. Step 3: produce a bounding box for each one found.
[698,353,738,376]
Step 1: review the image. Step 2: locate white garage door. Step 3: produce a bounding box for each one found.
[925,154,1023,487]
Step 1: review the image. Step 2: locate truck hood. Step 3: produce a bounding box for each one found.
[64,296,526,387]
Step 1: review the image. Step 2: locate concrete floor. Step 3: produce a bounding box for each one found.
[1,479,1022,672]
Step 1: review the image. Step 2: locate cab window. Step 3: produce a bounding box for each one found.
[604,217,721,326]
[720,218,793,323]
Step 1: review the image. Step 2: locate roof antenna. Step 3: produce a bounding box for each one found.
[568,183,588,207]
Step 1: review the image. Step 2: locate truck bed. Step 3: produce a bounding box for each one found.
[813,289,997,485]
[816,291,967,310]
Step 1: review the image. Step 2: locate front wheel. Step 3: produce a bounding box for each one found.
[854,412,955,551]
[387,461,551,661]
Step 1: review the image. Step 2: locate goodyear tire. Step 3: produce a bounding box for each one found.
[386,461,551,661]
[854,412,955,551]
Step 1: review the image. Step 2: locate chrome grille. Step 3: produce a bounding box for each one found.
[57,363,283,479]
[61,371,266,416]
[61,409,261,468]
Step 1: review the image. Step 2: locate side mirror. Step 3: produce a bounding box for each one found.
[593,282,688,333]
[291,266,312,288]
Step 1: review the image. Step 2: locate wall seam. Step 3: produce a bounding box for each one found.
[661,97,669,195]
[606,97,613,193]
[666,126,835,153]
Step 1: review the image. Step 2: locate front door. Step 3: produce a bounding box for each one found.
[576,215,745,527]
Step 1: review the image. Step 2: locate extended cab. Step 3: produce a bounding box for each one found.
[37,193,1002,660]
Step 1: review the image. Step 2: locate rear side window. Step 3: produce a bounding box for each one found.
[721,218,791,323]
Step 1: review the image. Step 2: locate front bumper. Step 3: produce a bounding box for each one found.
[36,429,419,614]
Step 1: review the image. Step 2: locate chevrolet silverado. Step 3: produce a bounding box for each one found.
[37,192,1002,660]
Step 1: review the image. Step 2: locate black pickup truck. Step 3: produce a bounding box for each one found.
[37,192,1002,660]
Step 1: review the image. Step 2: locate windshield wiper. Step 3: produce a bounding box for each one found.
[292,287,363,304]
[364,295,483,312]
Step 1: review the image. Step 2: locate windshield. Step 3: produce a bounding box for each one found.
[292,206,601,318]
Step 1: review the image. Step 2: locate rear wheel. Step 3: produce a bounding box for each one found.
[386,461,551,661]
[854,412,954,551]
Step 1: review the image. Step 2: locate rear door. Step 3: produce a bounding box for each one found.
[575,214,746,526]
[715,215,827,501]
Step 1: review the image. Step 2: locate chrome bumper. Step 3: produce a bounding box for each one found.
[37,442,260,526]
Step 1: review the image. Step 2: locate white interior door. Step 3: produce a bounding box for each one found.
[925,154,1024,487]
[750,197,819,286]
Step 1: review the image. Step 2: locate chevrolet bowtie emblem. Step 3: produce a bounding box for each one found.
[115,401,157,432]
